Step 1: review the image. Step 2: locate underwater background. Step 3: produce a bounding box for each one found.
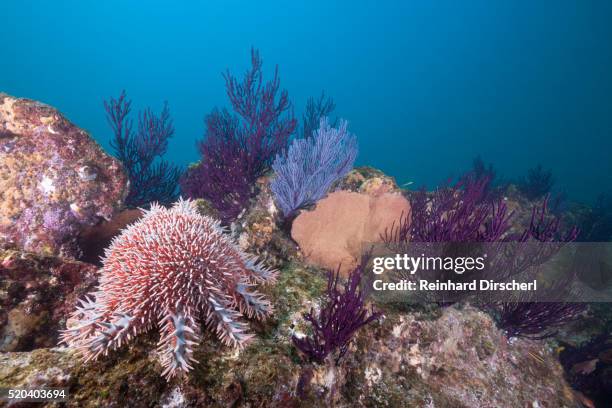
[2,2,612,407]
[2,0,612,203]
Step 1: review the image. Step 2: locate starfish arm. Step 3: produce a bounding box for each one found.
[237,251,278,284]
[61,292,146,361]
[157,310,200,379]
[60,296,103,346]
[233,281,274,320]
[205,293,254,347]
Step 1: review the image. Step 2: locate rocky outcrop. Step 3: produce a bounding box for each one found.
[0,284,580,407]
[291,191,410,275]
[0,93,128,258]
[233,177,300,269]
[336,166,402,196]
[0,250,98,352]
[0,153,586,407]
[78,209,143,265]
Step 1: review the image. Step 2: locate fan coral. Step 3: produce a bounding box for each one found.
[180,48,296,222]
[292,261,380,364]
[60,199,276,379]
[105,90,182,207]
[271,117,358,217]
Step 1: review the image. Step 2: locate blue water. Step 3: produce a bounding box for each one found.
[2,1,611,202]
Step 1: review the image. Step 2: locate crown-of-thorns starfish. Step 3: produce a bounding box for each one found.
[61,199,276,379]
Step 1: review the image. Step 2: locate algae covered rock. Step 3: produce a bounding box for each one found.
[0,93,128,258]
[337,166,402,195]
[335,306,579,407]
[234,177,300,269]
[0,250,98,352]
[0,255,582,407]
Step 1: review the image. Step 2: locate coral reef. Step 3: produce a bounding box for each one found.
[0,90,594,407]
[0,301,581,407]
[384,178,583,338]
[271,117,358,217]
[0,89,594,407]
[338,166,402,196]
[384,176,513,243]
[232,177,300,268]
[61,199,276,379]
[291,190,411,275]
[0,93,128,258]
[181,49,296,222]
[105,90,182,207]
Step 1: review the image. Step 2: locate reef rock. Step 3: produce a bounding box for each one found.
[298,306,579,407]
[337,166,402,195]
[78,208,143,265]
[0,249,98,352]
[0,93,128,257]
[0,280,579,408]
[234,177,299,269]
[291,190,410,275]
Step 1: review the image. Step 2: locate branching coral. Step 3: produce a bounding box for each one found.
[383,177,582,338]
[60,199,276,379]
[518,164,555,200]
[180,48,296,222]
[292,262,380,364]
[105,91,182,207]
[271,117,358,218]
[383,176,514,244]
[300,92,336,139]
[492,302,585,339]
[488,197,583,338]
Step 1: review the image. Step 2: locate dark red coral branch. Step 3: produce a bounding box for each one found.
[181,48,296,222]
[293,263,381,364]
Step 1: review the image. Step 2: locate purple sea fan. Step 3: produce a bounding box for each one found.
[60,199,276,379]
[180,48,296,222]
[292,263,380,364]
[271,117,358,217]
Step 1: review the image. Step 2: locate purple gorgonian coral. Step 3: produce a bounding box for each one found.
[383,177,582,338]
[180,48,296,222]
[105,91,182,207]
[292,262,380,364]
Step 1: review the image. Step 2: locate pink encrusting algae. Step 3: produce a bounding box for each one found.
[60,199,276,379]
